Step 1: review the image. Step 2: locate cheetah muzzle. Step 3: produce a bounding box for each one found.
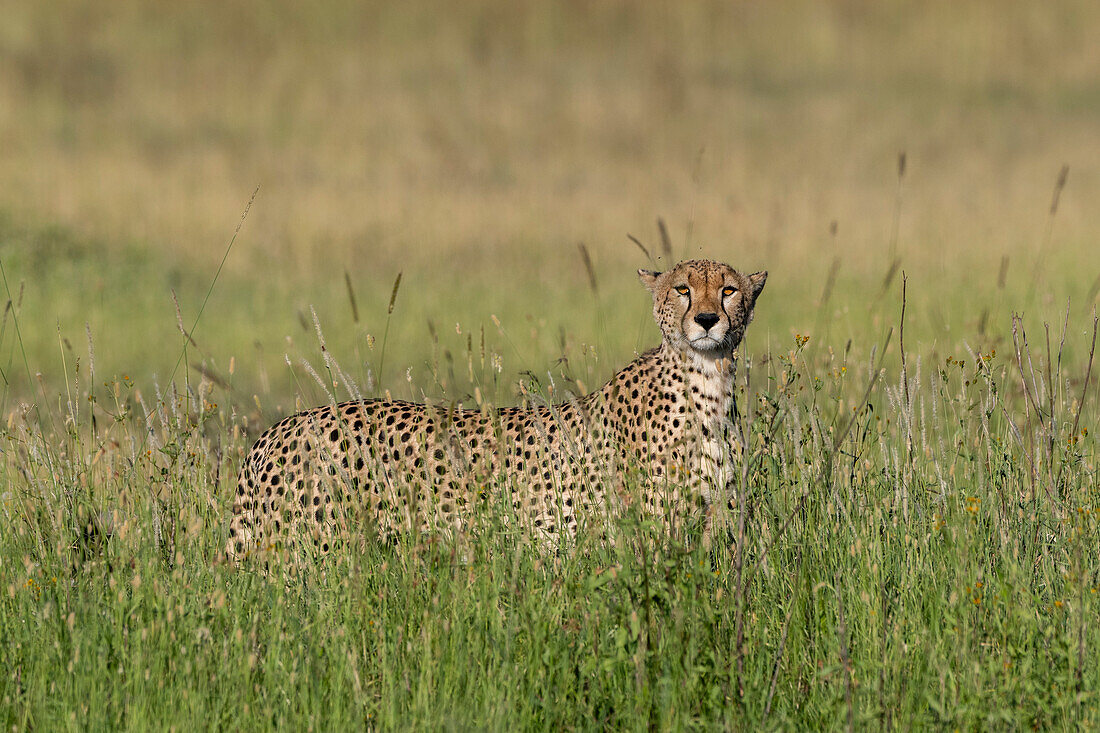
[226,259,766,562]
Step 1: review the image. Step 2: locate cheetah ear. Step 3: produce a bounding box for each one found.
[638,269,661,293]
[748,271,767,301]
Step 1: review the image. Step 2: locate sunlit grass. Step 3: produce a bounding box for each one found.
[1,285,1097,728]
[2,0,1100,727]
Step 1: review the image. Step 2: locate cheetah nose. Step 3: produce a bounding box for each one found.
[694,312,720,331]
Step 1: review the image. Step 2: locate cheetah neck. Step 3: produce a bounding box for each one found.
[583,342,739,433]
[665,342,737,427]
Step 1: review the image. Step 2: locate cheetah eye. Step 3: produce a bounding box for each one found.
[674,285,689,295]
[722,286,737,297]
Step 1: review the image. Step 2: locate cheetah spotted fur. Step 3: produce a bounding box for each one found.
[226,259,766,561]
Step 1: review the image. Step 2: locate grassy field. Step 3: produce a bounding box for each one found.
[2,0,1100,728]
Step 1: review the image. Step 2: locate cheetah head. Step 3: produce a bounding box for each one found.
[638,259,767,358]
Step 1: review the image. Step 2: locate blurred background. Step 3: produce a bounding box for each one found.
[1,0,1097,410]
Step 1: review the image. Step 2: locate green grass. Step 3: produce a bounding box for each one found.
[2,0,1100,728]
[1,281,1097,728]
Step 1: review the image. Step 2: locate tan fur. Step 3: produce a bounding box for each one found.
[226,259,766,561]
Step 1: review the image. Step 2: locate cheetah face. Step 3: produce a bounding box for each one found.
[638,259,767,357]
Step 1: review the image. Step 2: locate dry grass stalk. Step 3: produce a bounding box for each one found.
[657,218,673,263]
[577,243,598,296]
[344,271,360,324]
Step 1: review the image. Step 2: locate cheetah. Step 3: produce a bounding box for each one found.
[226,259,766,561]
